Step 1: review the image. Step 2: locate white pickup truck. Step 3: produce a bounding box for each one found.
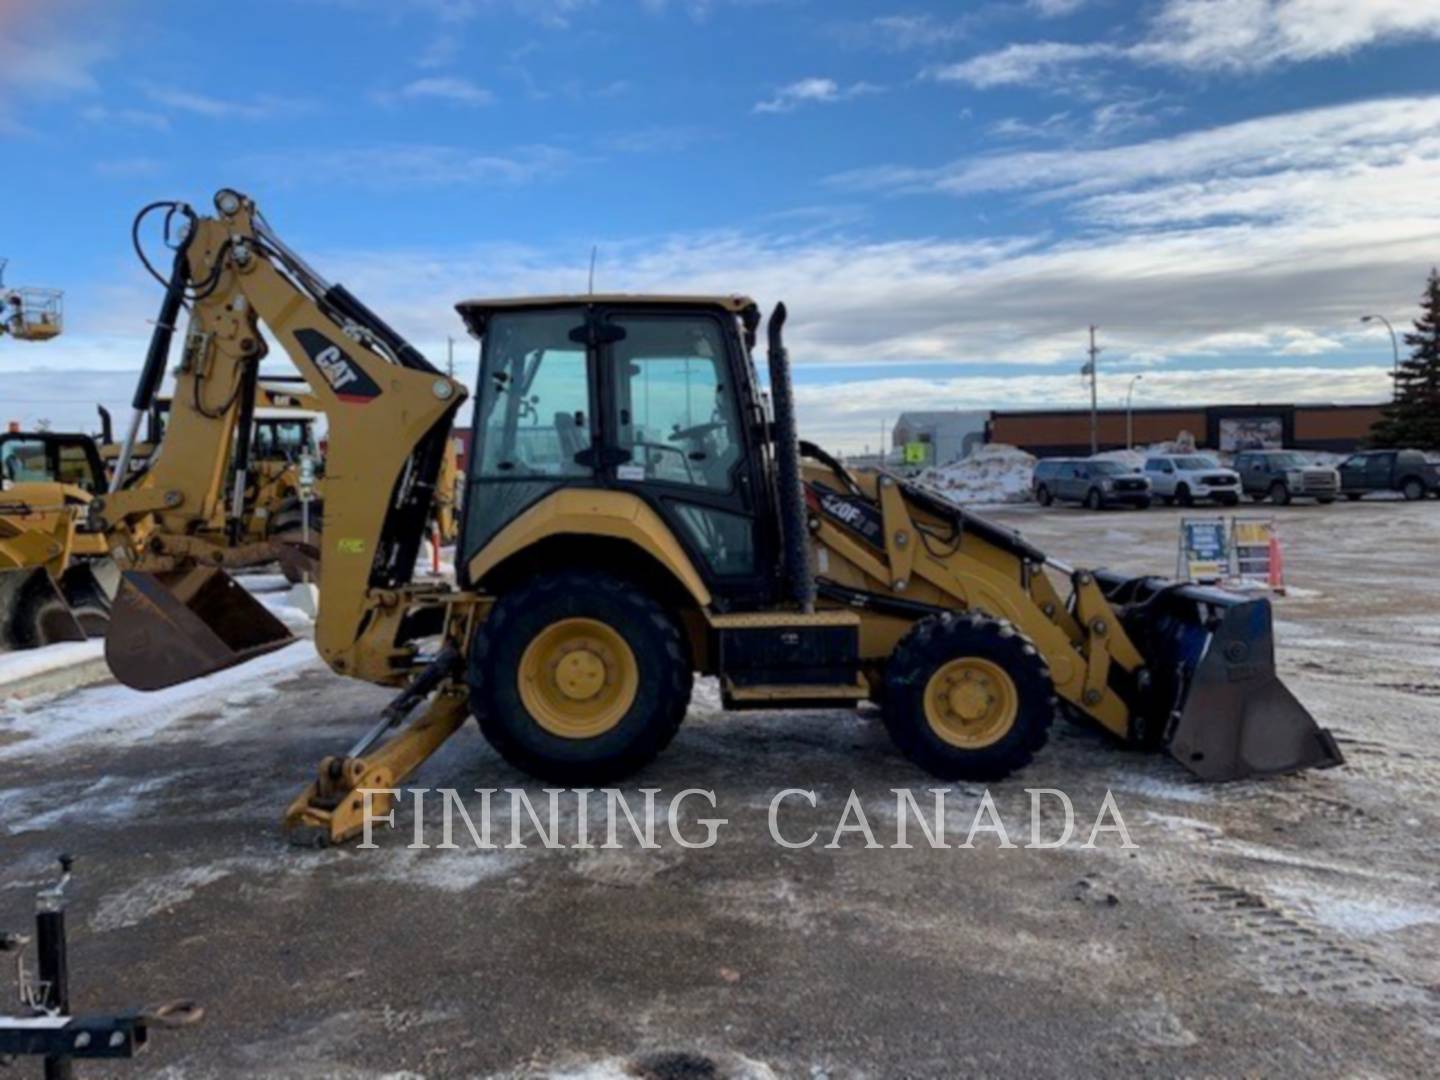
[1143,454,1242,506]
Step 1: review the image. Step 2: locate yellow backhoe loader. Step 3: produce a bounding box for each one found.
[98,191,1342,845]
[1,432,118,650]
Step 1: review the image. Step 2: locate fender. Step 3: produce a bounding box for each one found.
[465,488,712,609]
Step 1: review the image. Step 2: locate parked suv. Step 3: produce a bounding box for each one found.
[1034,458,1151,510]
[1337,449,1439,501]
[1143,454,1241,506]
[1233,450,1339,505]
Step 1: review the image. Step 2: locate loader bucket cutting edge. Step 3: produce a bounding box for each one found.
[0,567,87,652]
[105,567,295,691]
[1098,572,1343,782]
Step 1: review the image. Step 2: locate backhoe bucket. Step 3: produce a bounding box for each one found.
[1098,573,1343,781]
[0,568,86,652]
[105,567,294,691]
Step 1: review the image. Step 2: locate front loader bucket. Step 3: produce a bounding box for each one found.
[105,567,295,691]
[1097,573,1343,781]
[0,568,86,652]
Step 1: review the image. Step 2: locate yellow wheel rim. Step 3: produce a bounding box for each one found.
[518,617,639,740]
[923,657,1018,749]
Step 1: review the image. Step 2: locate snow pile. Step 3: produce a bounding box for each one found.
[916,444,1037,505]
[0,640,103,693]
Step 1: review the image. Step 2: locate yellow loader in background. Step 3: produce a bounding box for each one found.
[0,432,117,650]
[94,190,1340,845]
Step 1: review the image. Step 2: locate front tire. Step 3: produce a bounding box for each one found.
[1268,482,1291,506]
[883,613,1055,781]
[1035,485,1053,507]
[1084,488,1105,511]
[468,570,692,783]
[1401,478,1425,501]
[1345,493,1363,501]
[1176,484,1193,507]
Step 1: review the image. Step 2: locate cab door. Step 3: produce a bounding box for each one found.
[460,306,599,560]
[596,308,774,607]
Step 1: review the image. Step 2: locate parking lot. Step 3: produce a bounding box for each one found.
[2,497,1438,1078]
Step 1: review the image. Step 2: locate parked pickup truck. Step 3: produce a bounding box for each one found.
[1033,458,1152,510]
[1233,450,1340,505]
[1143,454,1241,506]
[1337,449,1439,501]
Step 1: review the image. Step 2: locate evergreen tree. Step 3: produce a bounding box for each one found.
[1371,268,1440,450]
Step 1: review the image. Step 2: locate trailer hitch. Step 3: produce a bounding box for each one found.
[0,855,201,1077]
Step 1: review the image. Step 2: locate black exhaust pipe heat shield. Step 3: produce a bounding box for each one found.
[1097,572,1343,781]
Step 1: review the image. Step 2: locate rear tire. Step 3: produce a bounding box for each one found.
[1084,488,1104,511]
[468,570,692,783]
[883,612,1055,781]
[1401,478,1425,501]
[1345,493,1362,501]
[1268,482,1291,506]
[1136,498,1152,510]
[59,565,112,637]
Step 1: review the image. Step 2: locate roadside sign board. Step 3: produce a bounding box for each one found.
[1232,516,1281,593]
[903,441,928,466]
[1178,517,1230,581]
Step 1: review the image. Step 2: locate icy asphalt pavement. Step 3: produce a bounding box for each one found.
[1,498,1437,1077]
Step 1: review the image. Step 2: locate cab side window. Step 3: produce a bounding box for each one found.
[611,316,742,493]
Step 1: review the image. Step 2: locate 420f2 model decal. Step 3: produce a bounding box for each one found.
[806,482,885,549]
[294,328,382,403]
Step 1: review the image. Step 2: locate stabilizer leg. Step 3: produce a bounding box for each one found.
[283,687,470,846]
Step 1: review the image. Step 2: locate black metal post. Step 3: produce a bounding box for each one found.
[36,855,74,1080]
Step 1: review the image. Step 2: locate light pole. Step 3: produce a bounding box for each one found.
[1360,314,1400,402]
[1125,374,1144,450]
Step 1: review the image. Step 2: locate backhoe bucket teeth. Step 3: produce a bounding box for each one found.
[105,567,295,691]
[0,568,86,652]
[1099,573,1343,781]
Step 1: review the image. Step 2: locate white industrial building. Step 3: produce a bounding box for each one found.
[892,411,989,467]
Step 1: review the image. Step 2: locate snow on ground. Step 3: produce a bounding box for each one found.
[0,640,320,760]
[915,444,1037,505]
[0,572,324,757]
[0,639,103,690]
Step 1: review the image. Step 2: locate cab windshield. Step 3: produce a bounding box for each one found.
[1174,456,1219,470]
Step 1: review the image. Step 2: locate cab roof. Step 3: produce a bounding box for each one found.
[455,294,758,336]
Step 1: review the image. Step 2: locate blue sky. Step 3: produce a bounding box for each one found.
[3,0,1440,450]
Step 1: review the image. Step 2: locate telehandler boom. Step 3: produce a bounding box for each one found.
[100,191,1342,845]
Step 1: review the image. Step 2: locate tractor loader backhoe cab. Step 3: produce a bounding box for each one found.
[103,190,1340,846]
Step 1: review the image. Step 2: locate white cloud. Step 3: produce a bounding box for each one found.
[831,95,1440,212]
[397,76,494,106]
[939,0,1440,91]
[79,105,170,131]
[754,78,882,114]
[1028,0,1088,16]
[234,143,573,189]
[1133,0,1440,71]
[142,85,290,120]
[0,3,106,133]
[931,42,1121,90]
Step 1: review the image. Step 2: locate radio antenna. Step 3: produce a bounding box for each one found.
[588,246,598,294]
